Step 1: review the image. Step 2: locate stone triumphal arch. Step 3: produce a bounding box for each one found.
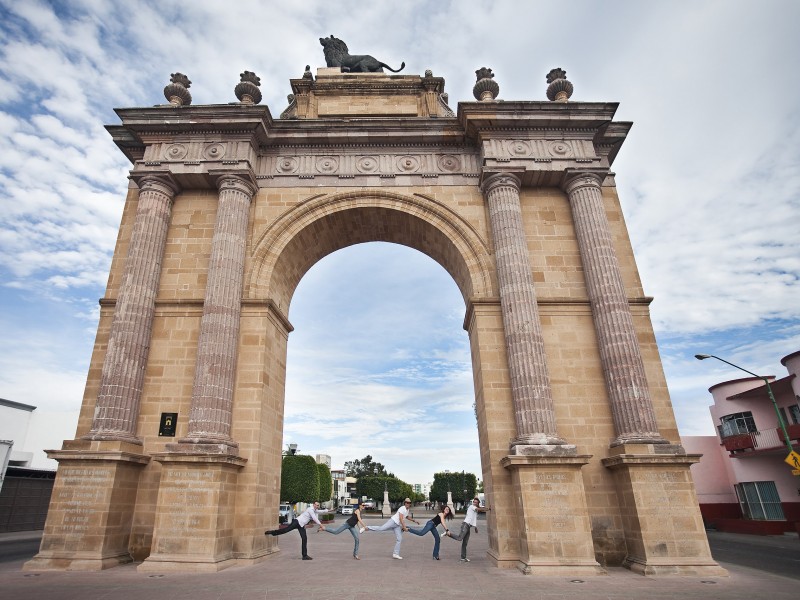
[26,64,724,576]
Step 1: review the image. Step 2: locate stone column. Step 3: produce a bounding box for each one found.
[84,174,179,444]
[563,172,665,446]
[174,174,257,453]
[481,172,565,449]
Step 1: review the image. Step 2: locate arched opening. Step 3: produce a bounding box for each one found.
[282,241,480,486]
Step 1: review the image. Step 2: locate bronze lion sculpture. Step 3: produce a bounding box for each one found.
[319,35,405,73]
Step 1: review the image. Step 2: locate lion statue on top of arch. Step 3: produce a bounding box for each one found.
[319,35,405,73]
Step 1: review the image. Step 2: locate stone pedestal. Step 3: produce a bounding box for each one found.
[499,454,605,576]
[381,490,391,518]
[24,440,150,571]
[138,453,247,573]
[602,445,727,576]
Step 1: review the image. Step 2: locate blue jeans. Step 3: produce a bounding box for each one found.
[324,522,360,556]
[407,519,441,558]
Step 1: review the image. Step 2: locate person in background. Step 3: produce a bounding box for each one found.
[266,501,326,560]
[366,497,419,559]
[321,500,368,559]
[442,497,488,562]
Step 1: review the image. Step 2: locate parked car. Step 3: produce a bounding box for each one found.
[340,505,355,515]
[279,503,296,524]
[361,500,375,509]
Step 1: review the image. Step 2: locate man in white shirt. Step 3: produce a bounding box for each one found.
[266,501,326,560]
[366,497,419,559]
[443,497,488,562]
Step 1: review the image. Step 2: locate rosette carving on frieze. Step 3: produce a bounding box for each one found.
[507,140,531,157]
[356,156,380,174]
[547,140,574,157]
[396,155,421,172]
[164,143,188,161]
[276,157,299,174]
[203,143,226,160]
[316,156,339,174]
[437,154,461,172]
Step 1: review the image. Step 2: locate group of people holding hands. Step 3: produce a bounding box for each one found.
[266,497,487,561]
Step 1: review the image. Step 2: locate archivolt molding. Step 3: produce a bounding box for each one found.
[246,189,495,310]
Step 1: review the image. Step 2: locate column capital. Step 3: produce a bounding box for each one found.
[210,170,258,197]
[561,169,607,196]
[480,171,522,195]
[129,172,181,197]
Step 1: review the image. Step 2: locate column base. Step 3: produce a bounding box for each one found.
[23,439,150,572]
[500,453,606,576]
[602,444,728,577]
[140,452,247,572]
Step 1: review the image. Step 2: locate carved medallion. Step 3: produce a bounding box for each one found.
[203,143,226,160]
[508,141,531,157]
[356,156,380,174]
[316,156,339,174]
[437,154,461,172]
[548,141,573,157]
[396,155,421,172]
[165,144,188,161]
[276,157,299,174]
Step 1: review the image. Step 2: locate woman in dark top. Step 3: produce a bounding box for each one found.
[321,500,368,559]
[406,504,453,560]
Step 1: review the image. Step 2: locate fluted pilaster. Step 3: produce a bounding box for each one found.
[178,174,256,452]
[563,172,665,445]
[85,175,178,443]
[482,173,565,448]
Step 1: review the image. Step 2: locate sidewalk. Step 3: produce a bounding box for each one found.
[1,517,797,600]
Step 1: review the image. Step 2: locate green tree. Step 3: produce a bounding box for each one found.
[280,455,320,504]
[317,462,332,503]
[430,472,477,506]
[356,476,413,505]
[344,455,393,478]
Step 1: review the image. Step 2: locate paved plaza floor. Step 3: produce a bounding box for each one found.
[1,513,797,600]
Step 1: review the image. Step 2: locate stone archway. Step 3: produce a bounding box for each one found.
[27,66,724,577]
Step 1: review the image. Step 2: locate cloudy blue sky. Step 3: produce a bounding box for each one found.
[1,1,799,483]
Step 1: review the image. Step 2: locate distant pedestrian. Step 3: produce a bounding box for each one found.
[321,500,367,559]
[406,504,453,560]
[443,497,488,562]
[366,497,419,559]
[266,501,326,560]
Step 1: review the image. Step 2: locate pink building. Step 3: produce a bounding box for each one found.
[682,350,800,535]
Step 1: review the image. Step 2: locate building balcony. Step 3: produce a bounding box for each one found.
[722,424,800,456]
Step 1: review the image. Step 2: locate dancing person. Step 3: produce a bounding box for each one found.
[406,504,453,560]
[321,500,368,559]
[366,497,419,559]
[443,497,488,562]
[265,501,326,560]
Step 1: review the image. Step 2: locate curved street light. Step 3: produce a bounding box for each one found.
[695,354,795,452]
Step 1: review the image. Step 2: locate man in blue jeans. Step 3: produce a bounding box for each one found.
[266,501,326,560]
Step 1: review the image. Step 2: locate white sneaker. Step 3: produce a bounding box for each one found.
[392,554,403,560]
[460,557,470,562]
[359,527,366,533]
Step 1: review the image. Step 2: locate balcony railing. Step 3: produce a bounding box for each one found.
[721,424,800,455]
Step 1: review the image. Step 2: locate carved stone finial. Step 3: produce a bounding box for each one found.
[473,67,499,101]
[441,92,449,105]
[425,69,433,77]
[163,72,192,106]
[234,70,262,104]
[546,68,573,102]
[303,65,313,79]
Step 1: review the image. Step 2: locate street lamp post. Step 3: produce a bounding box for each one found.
[695,354,796,452]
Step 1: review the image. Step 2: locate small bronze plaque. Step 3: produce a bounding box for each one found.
[159,412,178,437]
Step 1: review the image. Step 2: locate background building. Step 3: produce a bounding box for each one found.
[683,350,800,534]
